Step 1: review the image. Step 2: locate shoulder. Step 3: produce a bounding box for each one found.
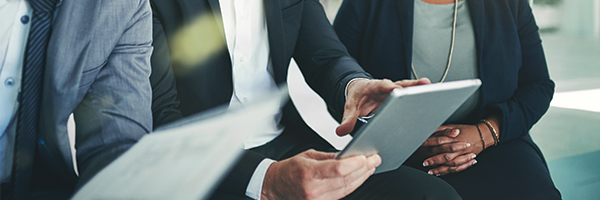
[337,0,400,21]
[59,0,151,19]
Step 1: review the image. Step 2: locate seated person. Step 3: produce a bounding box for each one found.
[1,0,153,199]
[334,0,561,199]
[149,0,461,199]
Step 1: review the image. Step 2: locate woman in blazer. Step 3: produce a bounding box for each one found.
[334,0,561,199]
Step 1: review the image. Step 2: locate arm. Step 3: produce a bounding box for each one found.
[420,0,555,175]
[292,0,372,119]
[73,0,153,187]
[292,0,430,136]
[483,0,554,143]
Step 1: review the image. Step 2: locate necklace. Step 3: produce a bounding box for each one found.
[411,0,458,83]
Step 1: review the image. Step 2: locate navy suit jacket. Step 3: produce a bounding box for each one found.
[149,0,371,197]
[333,0,554,145]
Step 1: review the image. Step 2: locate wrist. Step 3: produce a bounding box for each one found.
[255,160,277,200]
[261,160,286,200]
[479,123,495,149]
[481,118,500,146]
[345,78,369,99]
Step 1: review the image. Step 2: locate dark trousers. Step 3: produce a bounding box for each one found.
[210,128,462,200]
[406,139,562,200]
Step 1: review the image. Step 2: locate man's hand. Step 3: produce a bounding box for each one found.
[336,78,431,136]
[261,149,381,200]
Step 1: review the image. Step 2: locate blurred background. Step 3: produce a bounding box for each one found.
[287,0,600,199]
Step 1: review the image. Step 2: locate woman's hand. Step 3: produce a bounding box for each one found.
[420,124,490,176]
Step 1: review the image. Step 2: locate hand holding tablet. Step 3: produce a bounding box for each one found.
[337,79,482,174]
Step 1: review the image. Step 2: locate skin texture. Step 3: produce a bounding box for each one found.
[336,78,432,136]
[420,115,502,176]
[261,78,429,200]
[261,150,381,200]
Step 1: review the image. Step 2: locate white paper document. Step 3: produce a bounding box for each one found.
[73,88,288,200]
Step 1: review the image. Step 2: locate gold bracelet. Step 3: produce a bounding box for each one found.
[475,124,485,151]
[481,119,499,146]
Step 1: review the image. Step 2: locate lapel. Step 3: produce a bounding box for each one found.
[396,0,415,77]
[466,0,485,78]
[264,0,287,84]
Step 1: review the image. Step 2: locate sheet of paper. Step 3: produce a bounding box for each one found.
[73,88,287,200]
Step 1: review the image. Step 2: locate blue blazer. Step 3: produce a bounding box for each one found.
[333,0,554,144]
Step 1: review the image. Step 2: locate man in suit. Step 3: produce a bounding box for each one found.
[150,0,462,199]
[0,0,153,199]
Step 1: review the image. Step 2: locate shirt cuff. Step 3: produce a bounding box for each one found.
[245,158,276,200]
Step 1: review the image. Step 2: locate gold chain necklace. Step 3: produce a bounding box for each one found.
[411,0,459,83]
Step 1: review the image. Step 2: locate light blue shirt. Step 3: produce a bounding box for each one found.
[412,0,481,123]
[0,0,31,183]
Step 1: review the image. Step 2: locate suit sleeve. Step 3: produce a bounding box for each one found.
[333,0,367,60]
[483,0,555,143]
[292,0,372,120]
[73,0,154,188]
[150,4,185,128]
[149,4,266,197]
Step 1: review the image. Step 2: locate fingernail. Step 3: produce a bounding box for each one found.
[423,161,429,167]
[428,171,434,175]
[473,160,478,165]
[435,174,441,177]
[472,154,477,159]
[454,129,460,135]
[466,143,471,147]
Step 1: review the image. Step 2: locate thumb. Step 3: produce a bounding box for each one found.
[416,78,431,85]
[336,106,359,136]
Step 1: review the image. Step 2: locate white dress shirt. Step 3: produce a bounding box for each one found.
[0,0,31,183]
[219,0,281,199]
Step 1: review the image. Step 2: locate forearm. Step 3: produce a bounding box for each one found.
[293,0,371,118]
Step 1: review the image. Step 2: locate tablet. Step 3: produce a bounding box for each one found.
[336,79,481,174]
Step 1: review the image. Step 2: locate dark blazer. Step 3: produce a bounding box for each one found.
[333,0,554,145]
[149,0,370,196]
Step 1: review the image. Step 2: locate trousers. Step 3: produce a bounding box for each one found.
[210,127,462,200]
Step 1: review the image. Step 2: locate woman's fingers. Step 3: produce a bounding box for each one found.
[423,152,459,167]
[422,152,475,167]
[428,159,478,176]
[447,153,477,166]
[429,142,471,154]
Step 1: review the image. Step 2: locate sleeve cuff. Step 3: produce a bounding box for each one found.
[245,158,276,200]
